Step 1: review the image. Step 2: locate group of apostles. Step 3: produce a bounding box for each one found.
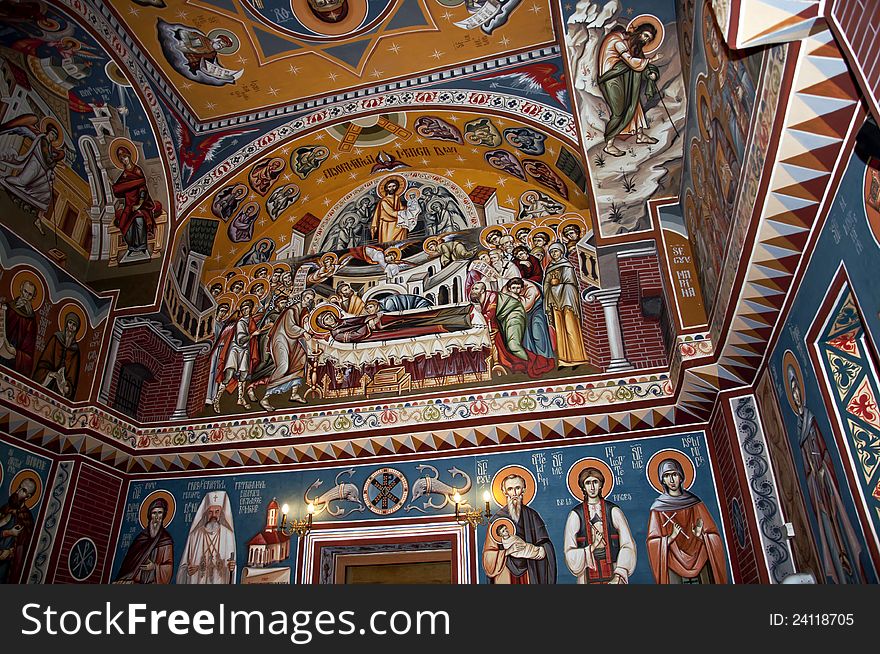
[203,215,596,411]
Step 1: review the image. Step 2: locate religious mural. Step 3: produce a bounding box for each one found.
[0,437,52,584]
[768,150,880,583]
[0,226,112,403]
[563,0,686,235]
[181,208,622,416]
[0,0,169,306]
[677,0,765,311]
[111,431,731,584]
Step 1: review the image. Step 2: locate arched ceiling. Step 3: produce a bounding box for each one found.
[106,0,558,123]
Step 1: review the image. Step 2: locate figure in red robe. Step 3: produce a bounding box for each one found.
[112,145,161,259]
[647,458,728,584]
[0,280,37,376]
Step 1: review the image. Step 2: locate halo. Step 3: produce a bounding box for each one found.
[215,292,237,312]
[690,140,706,190]
[272,261,292,274]
[56,302,87,342]
[489,517,516,543]
[10,268,46,310]
[511,222,535,239]
[377,174,407,199]
[39,116,64,147]
[490,465,537,507]
[291,0,369,37]
[695,76,712,142]
[309,303,341,334]
[139,490,176,528]
[480,225,507,248]
[539,215,562,231]
[104,60,132,87]
[557,215,587,239]
[206,28,240,55]
[627,14,665,55]
[109,137,138,168]
[226,274,250,295]
[207,275,227,292]
[248,280,269,298]
[528,225,555,246]
[10,469,42,509]
[567,458,615,500]
[782,350,805,414]
[646,449,697,494]
[423,235,442,253]
[236,294,260,312]
[384,246,403,261]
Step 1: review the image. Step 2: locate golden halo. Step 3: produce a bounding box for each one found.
[215,292,237,312]
[10,268,46,310]
[226,274,250,295]
[423,235,442,253]
[309,303,341,334]
[782,350,805,415]
[39,117,64,147]
[489,517,516,543]
[109,137,138,168]
[10,469,43,509]
[695,76,712,142]
[528,225,555,246]
[511,222,535,239]
[139,490,176,529]
[627,14,665,55]
[384,246,403,261]
[206,28,240,55]
[56,302,87,342]
[702,0,722,71]
[490,465,537,507]
[557,215,587,238]
[206,275,227,291]
[104,60,132,87]
[646,449,697,494]
[236,294,261,312]
[272,261,292,274]
[519,189,541,205]
[480,225,507,248]
[291,0,369,37]
[248,280,269,298]
[567,458,615,500]
[539,215,562,231]
[690,140,706,190]
[377,174,407,199]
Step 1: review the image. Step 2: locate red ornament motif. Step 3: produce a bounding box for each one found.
[470,398,489,415]
[291,419,306,435]
[209,428,224,443]
[827,329,858,355]
[567,391,586,406]
[847,378,880,428]
[15,390,30,407]
[380,408,398,424]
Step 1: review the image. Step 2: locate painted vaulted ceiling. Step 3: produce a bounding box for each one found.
[0,0,865,457]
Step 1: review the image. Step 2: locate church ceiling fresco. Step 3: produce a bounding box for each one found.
[0,0,171,307]
[104,0,558,122]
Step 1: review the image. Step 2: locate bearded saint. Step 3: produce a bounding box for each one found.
[482,474,556,584]
[0,478,36,584]
[114,498,174,584]
[0,281,37,375]
[33,312,81,398]
[371,178,413,243]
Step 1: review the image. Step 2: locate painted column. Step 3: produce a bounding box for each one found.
[97,320,125,404]
[171,349,200,420]
[586,288,633,373]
